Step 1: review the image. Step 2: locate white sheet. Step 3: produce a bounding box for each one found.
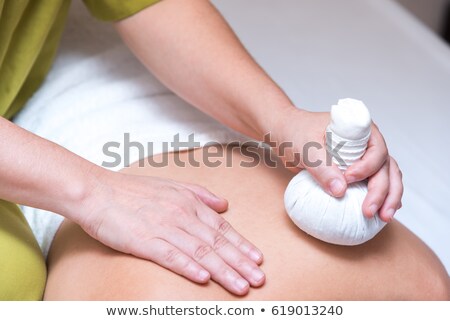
[212,0,450,271]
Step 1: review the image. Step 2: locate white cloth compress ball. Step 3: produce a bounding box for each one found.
[284,99,386,245]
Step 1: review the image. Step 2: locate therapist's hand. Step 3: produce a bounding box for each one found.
[271,107,403,222]
[74,170,264,296]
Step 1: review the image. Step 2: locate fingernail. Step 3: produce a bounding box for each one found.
[386,208,396,222]
[235,278,249,291]
[249,249,262,262]
[329,179,345,197]
[252,269,265,283]
[198,270,209,281]
[369,204,378,217]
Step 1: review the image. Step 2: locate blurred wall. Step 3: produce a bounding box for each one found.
[394,0,449,34]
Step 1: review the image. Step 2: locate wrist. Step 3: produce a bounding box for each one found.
[256,104,304,142]
[57,162,108,224]
[251,105,290,141]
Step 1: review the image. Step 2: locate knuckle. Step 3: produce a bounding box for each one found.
[352,163,369,179]
[180,189,200,203]
[193,244,213,261]
[235,236,247,250]
[170,204,193,218]
[177,255,192,272]
[163,249,181,265]
[130,224,149,240]
[394,162,403,179]
[385,156,391,168]
[212,234,229,251]
[389,156,398,166]
[234,258,250,270]
[135,205,149,218]
[169,207,187,221]
[173,205,188,215]
[216,219,232,235]
[381,146,389,160]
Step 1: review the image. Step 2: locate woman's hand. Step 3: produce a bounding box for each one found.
[73,169,265,296]
[272,107,403,222]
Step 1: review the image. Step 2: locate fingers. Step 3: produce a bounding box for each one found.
[179,182,228,213]
[378,157,403,222]
[362,157,403,222]
[339,124,402,222]
[362,158,389,219]
[305,142,347,197]
[182,214,265,288]
[134,238,211,284]
[196,204,263,265]
[162,227,254,296]
[345,124,388,184]
[161,184,264,295]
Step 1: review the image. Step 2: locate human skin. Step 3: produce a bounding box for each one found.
[1,0,403,295]
[44,146,450,300]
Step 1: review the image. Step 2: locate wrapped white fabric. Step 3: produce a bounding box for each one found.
[284,99,386,245]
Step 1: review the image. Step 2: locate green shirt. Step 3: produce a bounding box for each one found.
[0,0,160,120]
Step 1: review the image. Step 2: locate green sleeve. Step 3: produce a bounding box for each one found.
[82,0,161,21]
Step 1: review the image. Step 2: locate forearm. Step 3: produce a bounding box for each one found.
[115,0,294,140]
[0,117,100,219]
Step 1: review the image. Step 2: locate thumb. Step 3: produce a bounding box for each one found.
[304,144,347,197]
[179,182,229,213]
